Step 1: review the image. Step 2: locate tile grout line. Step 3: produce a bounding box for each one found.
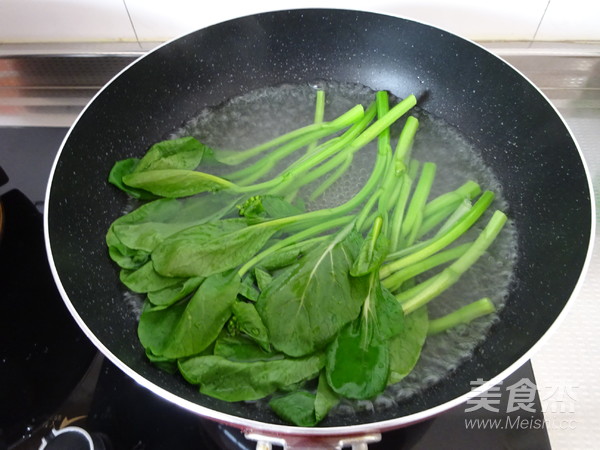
[531,0,552,43]
[121,0,142,51]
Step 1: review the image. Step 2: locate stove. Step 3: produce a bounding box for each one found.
[1,42,599,449]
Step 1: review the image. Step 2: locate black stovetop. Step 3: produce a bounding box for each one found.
[0,126,552,450]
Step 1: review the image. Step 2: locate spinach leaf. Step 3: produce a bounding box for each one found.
[134,137,207,173]
[325,321,389,400]
[238,195,304,219]
[213,334,282,362]
[147,276,203,308]
[269,371,339,426]
[269,391,319,427]
[137,300,188,358]
[325,272,403,400]
[315,371,339,422]
[254,267,272,292]
[106,228,150,269]
[178,352,325,402]
[108,158,156,199]
[388,306,429,385]
[238,274,259,301]
[230,300,270,350]
[145,349,178,374]
[350,217,389,277]
[152,219,280,278]
[160,271,240,358]
[110,194,240,255]
[256,231,366,357]
[119,261,184,293]
[122,169,235,198]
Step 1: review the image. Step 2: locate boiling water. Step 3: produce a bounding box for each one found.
[172,81,519,416]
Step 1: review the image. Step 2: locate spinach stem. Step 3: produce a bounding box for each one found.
[307,155,353,202]
[305,89,327,155]
[398,161,436,247]
[427,298,496,336]
[237,215,353,276]
[219,103,364,168]
[423,180,481,218]
[249,103,378,196]
[400,210,507,314]
[393,116,419,174]
[389,160,420,251]
[280,95,416,181]
[382,241,472,292]
[380,190,495,279]
[354,189,382,231]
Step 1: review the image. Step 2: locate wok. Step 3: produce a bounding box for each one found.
[44,8,593,446]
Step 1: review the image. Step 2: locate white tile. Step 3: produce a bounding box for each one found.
[126,1,549,43]
[535,0,600,41]
[0,0,137,43]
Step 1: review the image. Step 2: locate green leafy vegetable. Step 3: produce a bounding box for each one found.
[105,88,510,427]
[178,352,325,402]
[256,230,367,357]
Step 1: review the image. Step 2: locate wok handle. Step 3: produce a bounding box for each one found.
[245,431,382,449]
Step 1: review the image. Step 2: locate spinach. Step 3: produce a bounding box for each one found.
[109,137,207,198]
[269,391,319,427]
[108,158,156,200]
[133,136,208,172]
[159,271,240,359]
[151,218,282,278]
[120,261,184,293]
[230,300,270,351]
[238,194,304,219]
[256,230,367,357]
[105,89,509,427]
[213,334,283,362]
[326,321,389,400]
[146,276,203,308]
[178,352,325,402]
[388,306,429,384]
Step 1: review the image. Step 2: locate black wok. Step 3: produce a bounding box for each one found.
[44,8,593,443]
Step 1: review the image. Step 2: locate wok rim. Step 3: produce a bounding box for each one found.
[42,7,596,438]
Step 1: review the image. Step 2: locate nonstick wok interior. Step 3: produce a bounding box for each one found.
[45,9,592,431]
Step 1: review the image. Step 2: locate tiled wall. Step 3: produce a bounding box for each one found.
[0,0,598,44]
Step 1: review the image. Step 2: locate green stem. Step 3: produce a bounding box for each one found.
[219,103,364,168]
[400,210,507,314]
[354,188,382,231]
[393,115,419,175]
[282,95,416,180]
[237,215,352,276]
[305,89,326,155]
[262,102,378,197]
[427,298,496,336]
[307,155,353,202]
[389,160,420,251]
[423,180,481,218]
[417,203,460,239]
[228,106,364,184]
[382,241,472,292]
[416,181,481,238]
[379,190,495,279]
[234,95,415,196]
[399,161,436,247]
[433,199,473,237]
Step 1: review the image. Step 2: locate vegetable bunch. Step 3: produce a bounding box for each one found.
[106,89,506,426]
